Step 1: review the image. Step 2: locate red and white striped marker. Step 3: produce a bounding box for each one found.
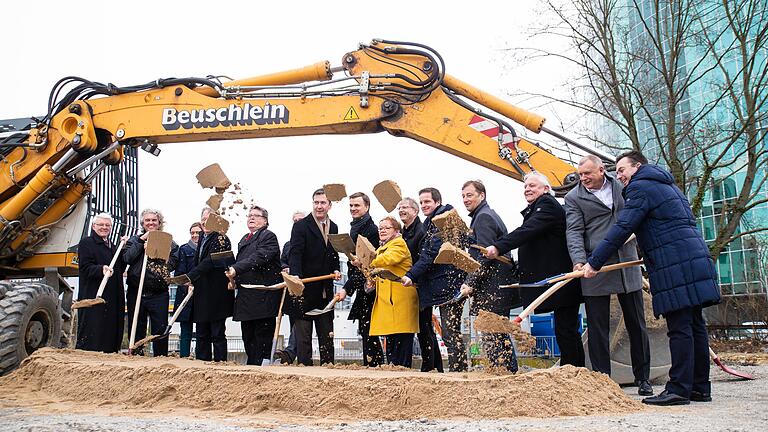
[468,115,517,150]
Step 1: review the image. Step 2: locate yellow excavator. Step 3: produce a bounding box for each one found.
[1,39,657,378]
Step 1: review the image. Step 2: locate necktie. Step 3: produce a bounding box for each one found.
[246,232,253,241]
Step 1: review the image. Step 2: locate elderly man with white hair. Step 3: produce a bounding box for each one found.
[76,213,126,353]
[484,172,585,366]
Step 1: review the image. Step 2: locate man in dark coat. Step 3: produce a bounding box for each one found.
[459,180,518,372]
[584,151,721,406]
[187,207,235,362]
[174,222,202,358]
[124,209,179,357]
[398,197,441,372]
[486,173,585,367]
[288,188,341,366]
[225,206,283,365]
[76,213,126,353]
[565,155,652,395]
[403,187,467,372]
[336,192,384,367]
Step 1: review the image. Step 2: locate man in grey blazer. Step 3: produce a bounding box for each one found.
[565,155,653,396]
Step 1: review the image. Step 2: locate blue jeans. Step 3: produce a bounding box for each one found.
[179,321,193,358]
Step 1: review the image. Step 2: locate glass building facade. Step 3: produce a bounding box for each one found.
[600,1,767,300]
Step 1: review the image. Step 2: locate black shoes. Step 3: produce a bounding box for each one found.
[642,390,690,406]
[690,390,712,402]
[274,350,293,365]
[637,380,654,396]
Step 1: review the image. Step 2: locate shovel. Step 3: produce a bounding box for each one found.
[128,231,173,354]
[132,286,194,350]
[262,286,288,366]
[500,259,644,289]
[370,268,403,282]
[468,244,514,266]
[241,273,337,290]
[709,347,755,380]
[72,238,127,309]
[305,296,341,316]
[512,277,576,324]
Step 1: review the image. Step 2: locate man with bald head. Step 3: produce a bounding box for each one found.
[564,155,652,396]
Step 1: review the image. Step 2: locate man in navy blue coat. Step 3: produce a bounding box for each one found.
[584,150,721,406]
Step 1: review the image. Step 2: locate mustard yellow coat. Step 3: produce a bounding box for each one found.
[369,236,420,336]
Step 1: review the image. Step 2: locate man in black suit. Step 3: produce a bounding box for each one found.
[225,205,283,365]
[288,188,341,366]
[187,207,235,362]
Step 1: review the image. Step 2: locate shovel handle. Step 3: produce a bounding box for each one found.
[551,259,644,284]
[501,259,644,289]
[128,255,149,352]
[513,277,574,324]
[469,244,514,266]
[94,238,127,299]
[168,286,194,328]
[296,273,338,285]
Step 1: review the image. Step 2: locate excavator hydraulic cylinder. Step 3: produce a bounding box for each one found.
[195,61,333,97]
[443,74,546,134]
[9,181,90,251]
[0,165,59,229]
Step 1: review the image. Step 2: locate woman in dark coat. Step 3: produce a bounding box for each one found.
[174,222,202,358]
[187,208,235,362]
[486,173,585,367]
[226,206,283,365]
[76,214,126,353]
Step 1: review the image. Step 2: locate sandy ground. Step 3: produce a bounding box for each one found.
[0,349,766,431]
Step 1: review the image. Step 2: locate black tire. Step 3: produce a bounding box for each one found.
[0,282,62,375]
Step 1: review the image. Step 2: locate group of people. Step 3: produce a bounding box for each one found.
[75,149,721,407]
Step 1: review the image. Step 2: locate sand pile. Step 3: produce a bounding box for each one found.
[0,348,642,422]
[611,290,664,329]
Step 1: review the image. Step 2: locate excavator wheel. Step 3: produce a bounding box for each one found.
[0,282,62,375]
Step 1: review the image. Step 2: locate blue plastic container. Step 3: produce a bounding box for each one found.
[529,312,583,357]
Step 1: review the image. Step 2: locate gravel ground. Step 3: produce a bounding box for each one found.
[1,364,765,432]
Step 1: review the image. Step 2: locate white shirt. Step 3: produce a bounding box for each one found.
[587,176,613,209]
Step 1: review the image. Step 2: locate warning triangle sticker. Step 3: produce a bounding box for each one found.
[343,106,360,121]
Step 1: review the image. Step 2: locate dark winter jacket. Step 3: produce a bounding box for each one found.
[173,241,197,323]
[587,164,721,317]
[464,200,518,315]
[343,213,380,322]
[405,204,467,308]
[493,194,582,313]
[232,228,283,321]
[76,231,126,353]
[123,233,179,296]
[188,231,235,322]
[402,217,425,265]
[287,214,341,317]
[280,240,291,271]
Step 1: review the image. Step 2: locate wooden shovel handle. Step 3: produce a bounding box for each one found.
[513,278,574,324]
[299,273,337,284]
[94,238,127,299]
[549,259,644,284]
[469,244,513,265]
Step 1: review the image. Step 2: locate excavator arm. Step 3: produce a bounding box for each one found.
[0,39,601,276]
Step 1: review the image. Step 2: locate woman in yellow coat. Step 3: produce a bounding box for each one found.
[368,216,420,367]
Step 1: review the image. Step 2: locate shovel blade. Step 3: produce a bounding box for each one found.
[712,356,755,380]
[71,297,106,309]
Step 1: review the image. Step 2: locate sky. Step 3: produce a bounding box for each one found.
[1,0,580,248]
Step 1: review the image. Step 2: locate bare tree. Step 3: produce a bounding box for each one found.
[510,0,768,260]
